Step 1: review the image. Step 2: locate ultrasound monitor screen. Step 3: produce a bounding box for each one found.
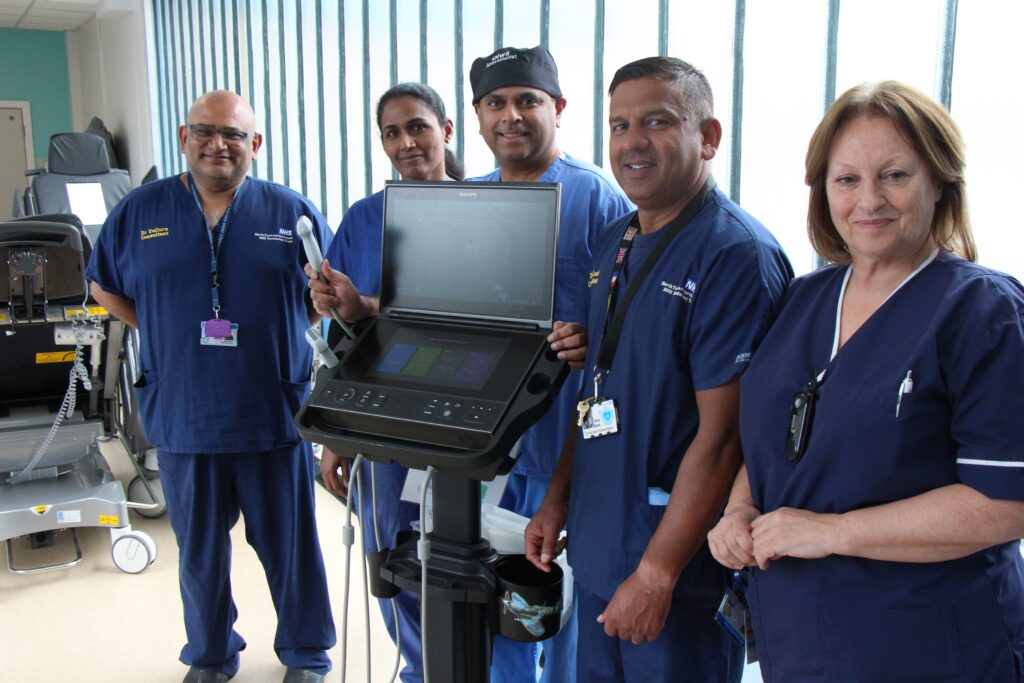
[381,181,559,326]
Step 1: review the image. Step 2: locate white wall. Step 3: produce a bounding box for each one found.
[66,0,155,186]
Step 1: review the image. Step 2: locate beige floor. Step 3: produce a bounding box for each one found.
[0,439,400,683]
[2,440,768,683]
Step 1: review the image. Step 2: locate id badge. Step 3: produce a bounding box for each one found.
[581,399,618,439]
[715,588,746,646]
[200,320,239,347]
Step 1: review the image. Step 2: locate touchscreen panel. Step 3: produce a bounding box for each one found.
[371,326,511,392]
[381,181,559,326]
[336,318,546,402]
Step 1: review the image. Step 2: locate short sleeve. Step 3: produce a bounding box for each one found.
[689,237,786,391]
[323,209,347,269]
[327,196,383,295]
[85,201,129,299]
[948,277,1024,501]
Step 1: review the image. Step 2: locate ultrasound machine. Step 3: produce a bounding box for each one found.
[297,180,569,682]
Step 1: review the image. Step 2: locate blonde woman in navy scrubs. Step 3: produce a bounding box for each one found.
[709,81,1024,682]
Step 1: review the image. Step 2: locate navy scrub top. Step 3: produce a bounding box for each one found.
[741,252,1024,682]
[567,187,792,602]
[86,175,332,453]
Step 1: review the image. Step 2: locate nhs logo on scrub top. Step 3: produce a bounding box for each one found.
[253,227,295,243]
[661,278,697,303]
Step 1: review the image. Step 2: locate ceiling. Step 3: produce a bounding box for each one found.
[0,0,105,31]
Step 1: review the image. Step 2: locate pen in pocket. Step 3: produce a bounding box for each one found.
[896,370,913,418]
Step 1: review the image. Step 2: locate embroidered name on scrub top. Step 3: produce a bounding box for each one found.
[140,227,170,240]
[578,177,716,439]
[188,173,243,347]
[786,248,940,461]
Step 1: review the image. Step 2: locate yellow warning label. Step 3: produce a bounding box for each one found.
[31,505,51,515]
[63,305,108,319]
[36,351,76,364]
[98,515,120,527]
[0,312,8,323]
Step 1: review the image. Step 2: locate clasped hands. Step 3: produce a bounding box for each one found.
[708,504,840,571]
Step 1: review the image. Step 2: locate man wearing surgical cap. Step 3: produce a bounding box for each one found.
[469,45,633,683]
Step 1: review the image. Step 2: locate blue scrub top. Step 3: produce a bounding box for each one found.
[324,190,384,296]
[87,174,332,453]
[473,153,633,477]
[741,252,1024,681]
[567,187,792,602]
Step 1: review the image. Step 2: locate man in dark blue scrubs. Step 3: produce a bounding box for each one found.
[470,46,633,683]
[525,58,792,682]
[87,91,335,683]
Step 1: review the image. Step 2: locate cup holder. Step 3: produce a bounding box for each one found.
[494,554,563,642]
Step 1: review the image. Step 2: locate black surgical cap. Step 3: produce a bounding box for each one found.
[470,46,563,105]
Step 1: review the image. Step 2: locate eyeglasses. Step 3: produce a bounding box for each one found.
[187,124,252,143]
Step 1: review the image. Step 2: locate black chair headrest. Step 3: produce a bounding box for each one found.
[47,133,112,176]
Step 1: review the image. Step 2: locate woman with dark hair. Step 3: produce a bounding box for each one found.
[309,81,461,683]
[709,81,1024,681]
[375,81,464,182]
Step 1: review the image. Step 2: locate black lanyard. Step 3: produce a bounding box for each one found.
[594,177,715,374]
[187,174,241,319]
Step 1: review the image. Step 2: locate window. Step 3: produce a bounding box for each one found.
[150,0,1020,282]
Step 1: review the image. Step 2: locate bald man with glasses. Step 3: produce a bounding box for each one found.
[88,91,336,683]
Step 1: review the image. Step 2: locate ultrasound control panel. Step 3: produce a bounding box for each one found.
[314,379,506,439]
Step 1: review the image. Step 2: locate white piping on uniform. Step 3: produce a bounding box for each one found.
[956,458,1024,468]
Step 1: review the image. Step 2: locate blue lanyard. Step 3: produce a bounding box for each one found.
[187,174,241,318]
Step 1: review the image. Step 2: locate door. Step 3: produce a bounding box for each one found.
[0,107,30,221]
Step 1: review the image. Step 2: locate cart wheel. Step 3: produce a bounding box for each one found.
[128,475,167,518]
[111,531,156,574]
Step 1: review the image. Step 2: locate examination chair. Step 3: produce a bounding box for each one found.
[20,130,163,519]
[23,132,131,245]
[0,214,157,574]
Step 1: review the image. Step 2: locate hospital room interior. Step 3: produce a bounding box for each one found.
[2,1,1023,682]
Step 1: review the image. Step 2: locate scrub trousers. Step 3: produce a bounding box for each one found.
[351,459,423,683]
[574,583,743,683]
[159,443,336,677]
[491,471,579,683]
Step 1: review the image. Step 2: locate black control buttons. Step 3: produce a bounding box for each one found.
[464,402,496,424]
[325,383,501,430]
[334,386,357,403]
